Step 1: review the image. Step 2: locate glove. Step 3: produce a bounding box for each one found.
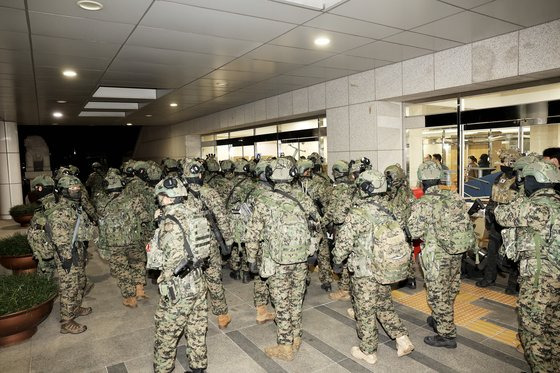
[332,262,343,274]
[249,261,259,274]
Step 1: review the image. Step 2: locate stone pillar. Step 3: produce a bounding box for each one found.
[0,121,23,219]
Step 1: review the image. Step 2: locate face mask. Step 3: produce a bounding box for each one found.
[524,176,541,197]
[422,179,439,192]
[68,189,82,202]
[36,186,54,199]
[186,177,203,186]
[500,165,514,176]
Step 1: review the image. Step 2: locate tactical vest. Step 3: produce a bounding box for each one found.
[28,205,56,261]
[349,204,410,284]
[491,173,518,204]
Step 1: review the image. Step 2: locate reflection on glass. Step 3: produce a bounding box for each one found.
[216,145,229,161]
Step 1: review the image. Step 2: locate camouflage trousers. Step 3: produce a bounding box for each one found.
[407,250,416,279]
[109,245,144,298]
[518,274,560,373]
[38,258,56,280]
[204,245,228,316]
[352,276,408,354]
[422,254,462,338]
[55,253,86,322]
[229,242,249,272]
[153,291,208,373]
[267,262,307,345]
[338,265,351,292]
[318,235,332,285]
[254,275,270,307]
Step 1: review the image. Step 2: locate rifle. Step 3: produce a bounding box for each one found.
[173,257,208,278]
[468,198,485,216]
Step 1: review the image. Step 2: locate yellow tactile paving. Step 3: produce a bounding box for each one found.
[392,281,519,347]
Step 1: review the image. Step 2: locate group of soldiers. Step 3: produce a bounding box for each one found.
[24,147,560,373]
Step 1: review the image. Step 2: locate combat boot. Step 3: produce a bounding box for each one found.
[329,289,350,301]
[426,316,437,333]
[60,320,87,334]
[241,271,253,283]
[256,305,275,324]
[123,296,137,308]
[351,346,377,365]
[396,335,415,357]
[292,336,302,352]
[185,368,206,373]
[346,308,355,319]
[320,282,332,292]
[136,284,149,299]
[265,344,294,361]
[424,335,457,348]
[217,314,232,329]
[406,278,417,289]
[229,270,241,280]
[75,306,92,318]
[475,278,495,287]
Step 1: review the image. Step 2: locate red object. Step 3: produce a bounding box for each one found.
[411,187,424,199]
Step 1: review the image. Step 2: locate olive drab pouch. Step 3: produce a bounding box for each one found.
[27,210,55,260]
[527,195,560,277]
[426,191,476,255]
[500,228,520,262]
[419,244,444,282]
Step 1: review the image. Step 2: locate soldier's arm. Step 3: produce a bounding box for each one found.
[158,219,185,281]
[332,209,364,264]
[244,198,266,263]
[202,187,233,242]
[495,197,550,229]
[408,199,429,239]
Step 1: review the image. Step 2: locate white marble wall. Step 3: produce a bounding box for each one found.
[0,121,23,219]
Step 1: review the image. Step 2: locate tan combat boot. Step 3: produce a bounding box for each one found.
[265,344,294,361]
[351,346,377,365]
[292,337,302,352]
[396,335,415,357]
[60,319,87,334]
[75,306,93,318]
[346,308,355,319]
[217,314,232,329]
[256,305,275,324]
[329,289,351,301]
[136,284,149,299]
[123,296,138,308]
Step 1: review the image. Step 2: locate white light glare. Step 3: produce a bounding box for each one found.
[314,37,330,46]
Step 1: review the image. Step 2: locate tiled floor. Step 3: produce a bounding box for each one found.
[0,219,528,372]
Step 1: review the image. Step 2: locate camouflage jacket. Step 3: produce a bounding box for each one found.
[205,172,230,197]
[85,171,105,196]
[97,192,149,247]
[384,185,415,229]
[297,175,331,217]
[187,183,233,243]
[495,188,560,278]
[323,181,359,227]
[28,194,58,260]
[123,177,157,231]
[225,175,256,243]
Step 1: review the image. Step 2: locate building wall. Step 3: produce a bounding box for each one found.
[0,121,23,219]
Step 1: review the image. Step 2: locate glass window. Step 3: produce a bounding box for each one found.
[201,134,214,142]
[405,99,457,117]
[216,144,229,161]
[299,140,319,159]
[201,146,215,158]
[255,125,277,135]
[255,141,277,158]
[230,129,254,138]
[230,146,243,160]
[243,145,254,159]
[278,119,318,132]
[216,132,229,140]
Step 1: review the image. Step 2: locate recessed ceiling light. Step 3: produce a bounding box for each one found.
[52,112,63,118]
[62,70,77,78]
[93,86,157,100]
[314,37,330,46]
[169,103,178,107]
[77,0,103,11]
[79,111,125,117]
[85,102,138,110]
[57,100,67,104]
[126,122,133,126]
[145,114,153,117]
[215,82,227,87]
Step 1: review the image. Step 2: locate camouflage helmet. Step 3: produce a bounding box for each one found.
[106,167,121,177]
[385,163,406,187]
[332,160,349,179]
[121,159,136,176]
[296,159,314,176]
[92,161,102,171]
[103,173,124,191]
[356,169,387,195]
[267,157,298,182]
[309,152,323,165]
[248,160,257,173]
[57,175,81,190]
[417,160,442,181]
[234,159,251,174]
[498,148,521,167]
[205,156,220,172]
[182,159,204,176]
[54,166,72,181]
[146,160,163,181]
[154,177,188,198]
[67,165,79,176]
[31,175,55,189]
[522,160,560,183]
[133,161,150,180]
[255,159,270,176]
[284,156,297,167]
[220,160,235,173]
[349,157,371,176]
[513,153,542,172]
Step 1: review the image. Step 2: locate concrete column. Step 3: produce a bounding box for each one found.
[0,121,23,219]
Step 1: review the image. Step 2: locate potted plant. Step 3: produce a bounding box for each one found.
[0,274,57,347]
[0,234,38,274]
[9,202,39,227]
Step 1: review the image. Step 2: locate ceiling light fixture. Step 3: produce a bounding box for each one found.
[271,0,346,11]
[62,70,77,78]
[215,82,227,87]
[314,37,330,46]
[77,0,103,11]
[145,114,153,117]
[57,100,67,104]
[52,112,63,118]
[126,122,133,126]
[169,103,178,107]
[93,86,157,100]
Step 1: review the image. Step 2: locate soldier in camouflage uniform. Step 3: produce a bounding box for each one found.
[385,163,417,289]
[162,158,181,178]
[85,161,105,199]
[45,175,95,334]
[246,158,320,361]
[495,161,560,372]
[182,159,234,330]
[225,159,255,282]
[149,177,210,373]
[333,170,414,365]
[121,159,136,186]
[55,165,98,224]
[477,148,521,293]
[146,160,163,187]
[27,176,57,279]
[409,160,471,348]
[97,173,150,308]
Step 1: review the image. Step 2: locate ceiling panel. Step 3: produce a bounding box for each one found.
[29,12,135,43]
[101,72,186,89]
[245,44,336,65]
[286,65,359,80]
[438,0,495,9]
[269,26,375,53]
[34,52,111,70]
[472,0,560,27]
[0,6,27,33]
[0,50,32,70]
[32,35,121,58]
[27,0,153,25]
[0,0,24,9]
[383,31,463,51]
[160,0,320,24]
[0,31,30,51]
[412,11,521,43]
[0,61,32,75]
[116,45,235,68]
[141,1,296,42]
[314,54,383,70]
[108,59,214,79]
[346,41,432,62]
[127,26,261,57]
[330,0,463,29]
[219,58,303,74]
[266,74,326,86]
[202,69,277,83]
[304,13,401,39]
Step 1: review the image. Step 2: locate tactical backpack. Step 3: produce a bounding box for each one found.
[425,191,476,255]
[259,190,313,265]
[27,207,56,261]
[97,194,143,251]
[350,202,410,284]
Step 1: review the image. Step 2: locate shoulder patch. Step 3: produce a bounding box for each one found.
[164,222,174,232]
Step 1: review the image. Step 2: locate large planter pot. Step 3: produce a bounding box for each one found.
[0,293,56,347]
[0,255,37,274]
[12,214,33,227]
